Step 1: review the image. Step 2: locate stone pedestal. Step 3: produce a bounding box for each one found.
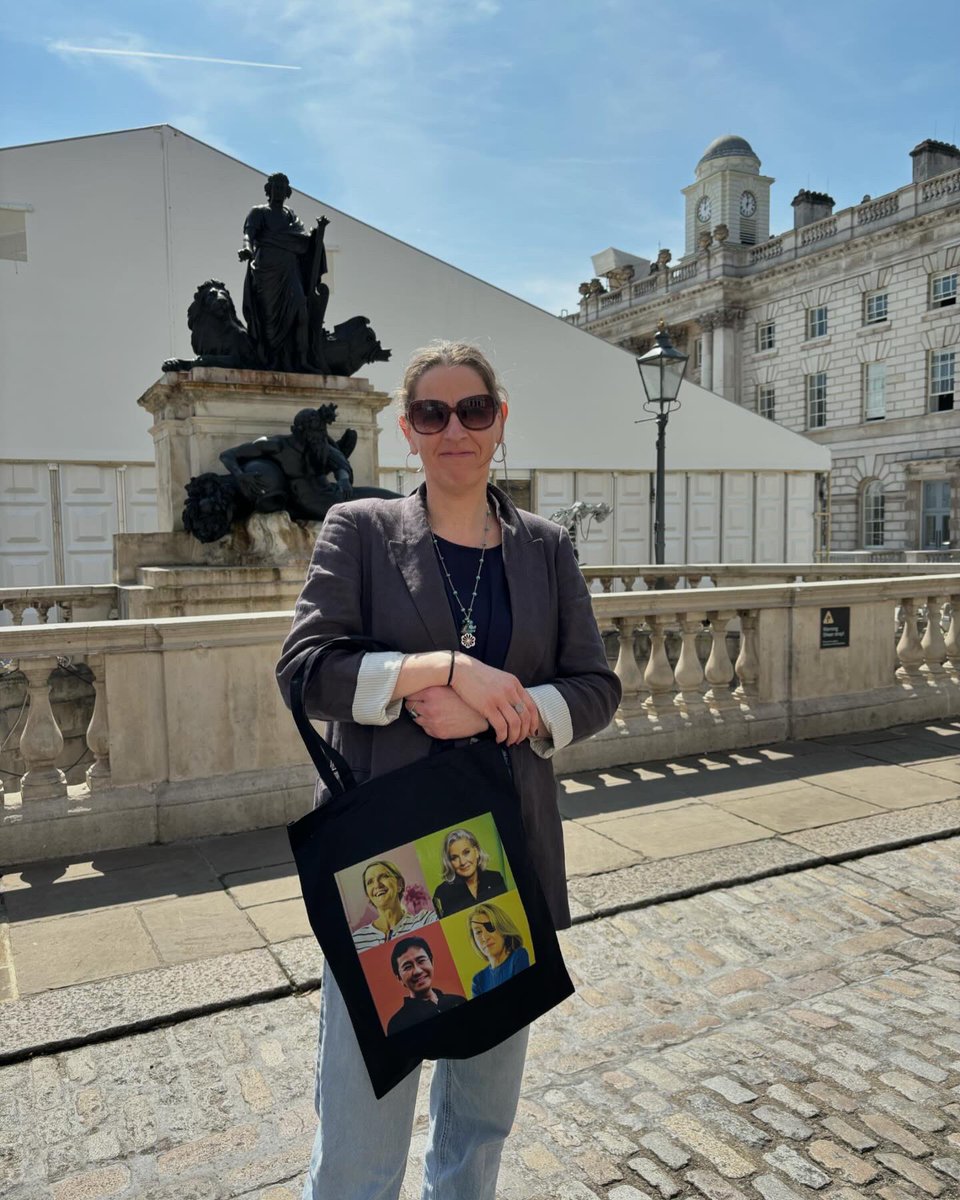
[136,367,392,532]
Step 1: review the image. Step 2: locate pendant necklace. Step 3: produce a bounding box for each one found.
[431,507,490,649]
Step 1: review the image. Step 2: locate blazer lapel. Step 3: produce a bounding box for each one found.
[496,489,550,679]
[388,486,459,649]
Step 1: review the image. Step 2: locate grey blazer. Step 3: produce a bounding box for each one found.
[276,484,621,929]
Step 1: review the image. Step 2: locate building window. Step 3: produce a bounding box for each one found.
[930,271,958,309]
[0,207,28,262]
[806,372,827,428]
[929,349,956,411]
[864,291,888,324]
[863,362,886,421]
[756,321,775,351]
[693,337,703,369]
[757,385,775,420]
[862,480,885,548]
[806,305,828,340]
[922,480,951,549]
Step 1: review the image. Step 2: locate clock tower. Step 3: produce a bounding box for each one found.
[681,135,774,258]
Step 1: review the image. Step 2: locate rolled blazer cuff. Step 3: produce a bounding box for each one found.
[526,683,573,760]
[352,652,406,725]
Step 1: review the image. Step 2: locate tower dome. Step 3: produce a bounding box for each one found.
[698,135,759,166]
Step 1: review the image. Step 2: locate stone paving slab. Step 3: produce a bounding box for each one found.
[0,949,290,1063]
[2,839,958,1199]
[783,797,960,857]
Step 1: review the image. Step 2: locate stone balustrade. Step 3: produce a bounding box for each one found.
[4,574,960,865]
[0,586,120,626]
[580,560,960,592]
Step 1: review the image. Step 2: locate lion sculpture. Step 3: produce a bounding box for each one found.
[162,280,260,372]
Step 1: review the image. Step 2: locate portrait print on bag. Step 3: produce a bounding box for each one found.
[335,813,534,1035]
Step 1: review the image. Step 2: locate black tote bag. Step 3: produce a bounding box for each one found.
[286,637,574,1098]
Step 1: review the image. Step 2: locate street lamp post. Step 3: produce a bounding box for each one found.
[635,321,689,571]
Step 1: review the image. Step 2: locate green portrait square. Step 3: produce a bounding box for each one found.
[414,812,516,920]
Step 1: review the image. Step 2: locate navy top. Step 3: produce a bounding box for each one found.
[433,536,512,669]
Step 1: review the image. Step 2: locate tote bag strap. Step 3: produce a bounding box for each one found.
[290,635,395,799]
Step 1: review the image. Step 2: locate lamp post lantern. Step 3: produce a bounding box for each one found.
[636,321,689,570]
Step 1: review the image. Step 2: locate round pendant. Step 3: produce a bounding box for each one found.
[460,632,477,649]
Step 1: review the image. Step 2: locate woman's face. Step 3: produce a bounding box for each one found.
[449,838,479,881]
[400,365,507,492]
[471,915,506,962]
[364,864,400,911]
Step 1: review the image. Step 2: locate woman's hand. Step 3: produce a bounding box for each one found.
[449,656,540,745]
[406,687,489,741]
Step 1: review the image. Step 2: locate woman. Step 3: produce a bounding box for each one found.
[352,859,437,952]
[277,340,620,1200]
[432,828,506,918]
[468,903,530,997]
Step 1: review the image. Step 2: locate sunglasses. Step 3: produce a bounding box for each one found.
[407,394,498,435]
[472,920,496,934]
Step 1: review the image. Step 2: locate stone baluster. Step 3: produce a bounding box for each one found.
[944,596,960,670]
[613,618,646,713]
[7,602,27,626]
[19,658,68,801]
[921,596,948,676]
[641,574,659,591]
[597,574,614,593]
[84,655,111,790]
[704,611,737,710]
[643,615,676,715]
[674,616,706,711]
[895,598,925,680]
[619,574,637,593]
[60,600,74,623]
[36,602,53,624]
[733,611,760,701]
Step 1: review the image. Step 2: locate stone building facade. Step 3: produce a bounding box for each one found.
[570,135,960,555]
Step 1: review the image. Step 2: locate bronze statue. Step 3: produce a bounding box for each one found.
[163,172,391,377]
[182,404,398,542]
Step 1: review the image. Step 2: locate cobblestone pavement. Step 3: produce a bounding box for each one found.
[3,837,958,1200]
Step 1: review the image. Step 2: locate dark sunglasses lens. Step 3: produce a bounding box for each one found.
[458,395,497,429]
[409,401,448,433]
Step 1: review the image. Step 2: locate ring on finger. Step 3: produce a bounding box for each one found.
[512,702,525,714]
[409,706,419,719]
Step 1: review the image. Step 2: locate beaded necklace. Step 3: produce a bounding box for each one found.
[431,507,491,649]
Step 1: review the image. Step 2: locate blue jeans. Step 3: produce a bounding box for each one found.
[303,965,529,1200]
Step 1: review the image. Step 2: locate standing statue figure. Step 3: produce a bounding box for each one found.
[239,172,331,373]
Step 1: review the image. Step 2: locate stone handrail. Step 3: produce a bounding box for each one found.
[4,576,960,863]
[580,561,960,592]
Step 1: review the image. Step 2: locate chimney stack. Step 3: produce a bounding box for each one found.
[910,139,960,184]
[791,190,835,230]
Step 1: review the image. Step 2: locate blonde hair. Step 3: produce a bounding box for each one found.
[395,341,508,414]
[468,902,524,960]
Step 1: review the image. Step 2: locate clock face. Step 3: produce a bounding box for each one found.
[696,196,712,223]
[740,190,757,217]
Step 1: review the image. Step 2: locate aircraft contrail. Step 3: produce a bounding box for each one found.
[53,43,300,70]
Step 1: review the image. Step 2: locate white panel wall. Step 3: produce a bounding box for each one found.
[663,475,686,563]
[574,472,614,566]
[59,464,117,584]
[687,474,722,563]
[535,472,575,519]
[0,462,54,586]
[122,465,159,535]
[721,473,754,562]
[755,473,786,561]
[786,473,816,562]
[615,473,649,564]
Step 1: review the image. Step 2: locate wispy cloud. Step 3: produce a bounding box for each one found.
[51,42,300,70]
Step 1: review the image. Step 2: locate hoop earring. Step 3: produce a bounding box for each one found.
[405,450,423,474]
[493,440,507,465]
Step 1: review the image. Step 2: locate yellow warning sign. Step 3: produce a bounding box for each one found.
[823,610,834,624]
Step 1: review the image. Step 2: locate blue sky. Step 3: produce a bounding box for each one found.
[2,1,957,314]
